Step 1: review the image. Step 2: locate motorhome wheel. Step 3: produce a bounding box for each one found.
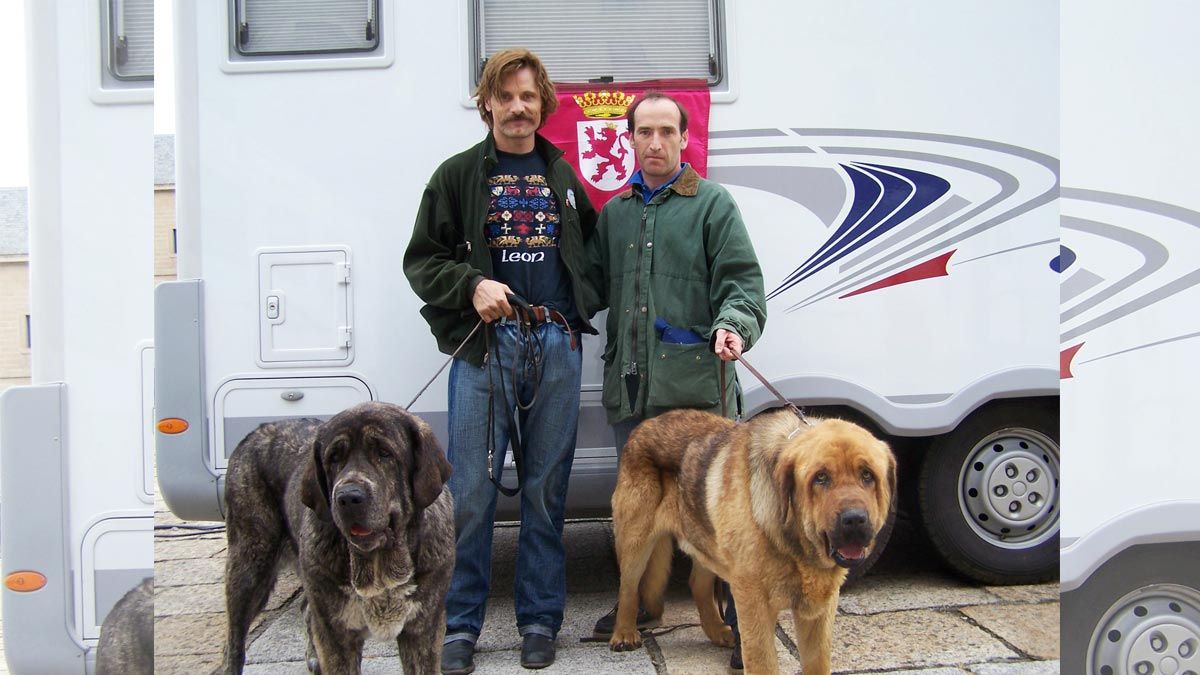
[918,401,1060,584]
[1062,543,1200,675]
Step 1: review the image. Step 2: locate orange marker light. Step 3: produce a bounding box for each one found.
[6,571,47,592]
[157,418,189,434]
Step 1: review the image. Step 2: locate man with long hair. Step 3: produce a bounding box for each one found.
[404,48,598,673]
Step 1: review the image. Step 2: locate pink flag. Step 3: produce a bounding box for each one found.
[541,81,711,210]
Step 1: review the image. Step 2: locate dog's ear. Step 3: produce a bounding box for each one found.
[402,414,452,511]
[885,445,898,512]
[773,456,797,524]
[300,439,333,522]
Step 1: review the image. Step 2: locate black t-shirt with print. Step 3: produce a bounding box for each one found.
[486,149,578,327]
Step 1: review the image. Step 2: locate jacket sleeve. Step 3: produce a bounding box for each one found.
[403,168,485,310]
[704,187,768,352]
[583,205,610,318]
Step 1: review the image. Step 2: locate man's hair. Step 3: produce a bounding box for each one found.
[475,48,558,129]
[626,91,689,135]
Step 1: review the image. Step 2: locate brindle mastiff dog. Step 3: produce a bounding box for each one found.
[220,402,454,675]
[608,407,895,675]
[95,576,153,675]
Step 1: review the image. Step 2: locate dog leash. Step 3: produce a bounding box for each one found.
[720,353,812,426]
[483,293,546,497]
[404,319,485,410]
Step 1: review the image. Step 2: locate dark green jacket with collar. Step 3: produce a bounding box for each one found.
[404,133,599,366]
[585,165,767,423]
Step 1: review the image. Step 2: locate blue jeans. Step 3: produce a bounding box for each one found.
[444,321,581,644]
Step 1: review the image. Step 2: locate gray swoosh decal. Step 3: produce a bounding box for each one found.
[709,147,816,155]
[840,194,971,271]
[786,148,1043,311]
[1078,330,1200,365]
[1059,190,1200,343]
[710,128,789,139]
[1061,268,1105,304]
[707,165,846,228]
[1059,216,1168,325]
[954,238,1059,266]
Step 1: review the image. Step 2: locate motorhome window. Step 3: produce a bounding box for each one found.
[104,0,153,81]
[25,314,31,350]
[472,0,724,85]
[231,0,381,56]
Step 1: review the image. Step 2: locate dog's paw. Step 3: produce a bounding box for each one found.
[608,629,644,652]
[703,623,735,648]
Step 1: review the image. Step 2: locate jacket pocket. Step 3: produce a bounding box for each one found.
[646,341,720,409]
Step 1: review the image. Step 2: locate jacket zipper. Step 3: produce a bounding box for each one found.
[630,205,649,378]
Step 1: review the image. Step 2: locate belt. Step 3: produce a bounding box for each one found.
[515,305,577,351]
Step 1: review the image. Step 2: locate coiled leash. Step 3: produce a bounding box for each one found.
[404,293,556,498]
[484,293,549,497]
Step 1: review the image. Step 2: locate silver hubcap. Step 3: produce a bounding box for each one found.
[956,427,1059,548]
[1090,584,1200,675]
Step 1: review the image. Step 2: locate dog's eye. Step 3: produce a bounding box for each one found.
[861,469,875,485]
[813,471,830,487]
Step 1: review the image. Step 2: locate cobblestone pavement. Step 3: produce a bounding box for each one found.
[153,497,1060,675]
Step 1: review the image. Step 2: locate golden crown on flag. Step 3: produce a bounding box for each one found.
[572,90,636,119]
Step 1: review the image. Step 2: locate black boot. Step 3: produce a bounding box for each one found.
[441,639,475,675]
[592,602,662,638]
[520,634,556,669]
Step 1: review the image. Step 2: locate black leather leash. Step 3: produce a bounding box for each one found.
[404,319,484,411]
[484,293,548,497]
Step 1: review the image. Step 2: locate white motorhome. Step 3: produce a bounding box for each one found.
[1059,1,1200,672]
[0,0,155,672]
[156,0,1059,588]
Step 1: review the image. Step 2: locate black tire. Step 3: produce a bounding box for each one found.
[1061,542,1200,675]
[918,400,1059,584]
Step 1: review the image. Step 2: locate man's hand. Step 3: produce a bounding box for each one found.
[473,279,514,323]
[713,328,744,361]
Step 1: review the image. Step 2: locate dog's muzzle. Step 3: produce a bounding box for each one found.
[828,508,874,568]
[334,483,386,549]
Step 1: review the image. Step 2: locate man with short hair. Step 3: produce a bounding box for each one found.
[404,48,598,673]
[585,91,767,666]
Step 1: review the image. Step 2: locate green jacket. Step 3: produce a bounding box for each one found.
[586,165,767,423]
[404,133,599,366]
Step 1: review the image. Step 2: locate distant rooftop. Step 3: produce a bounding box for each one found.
[0,188,28,256]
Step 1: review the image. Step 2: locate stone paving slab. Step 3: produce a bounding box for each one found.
[838,572,999,615]
[970,660,1061,674]
[156,582,227,615]
[154,555,226,587]
[983,583,1060,604]
[154,534,228,561]
[155,611,228,657]
[154,519,1064,674]
[960,602,1060,660]
[781,609,1018,672]
[155,653,223,674]
[844,662,964,667]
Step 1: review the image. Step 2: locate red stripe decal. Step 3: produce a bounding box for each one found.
[839,250,955,299]
[1060,343,1084,379]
